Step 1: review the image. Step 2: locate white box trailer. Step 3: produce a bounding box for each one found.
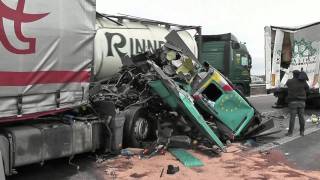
[0,0,95,122]
[265,22,320,105]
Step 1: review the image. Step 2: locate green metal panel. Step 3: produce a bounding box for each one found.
[148,62,225,151]
[148,80,178,109]
[200,41,225,71]
[213,91,254,134]
[169,148,204,167]
[178,91,225,149]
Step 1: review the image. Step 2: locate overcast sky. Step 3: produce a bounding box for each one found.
[97,0,320,75]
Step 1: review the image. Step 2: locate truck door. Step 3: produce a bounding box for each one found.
[233,51,251,77]
[197,70,255,137]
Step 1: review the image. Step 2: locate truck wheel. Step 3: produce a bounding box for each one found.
[123,106,153,147]
[307,98,320,108]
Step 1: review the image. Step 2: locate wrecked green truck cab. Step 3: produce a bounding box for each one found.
[191,69,257,139]
[105,30,271,153]
[163,30,263,140]
[148,61,225,151]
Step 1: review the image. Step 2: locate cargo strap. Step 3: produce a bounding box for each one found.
[16,95,22,116]
[55,90,61,109]
[81,87,85,101]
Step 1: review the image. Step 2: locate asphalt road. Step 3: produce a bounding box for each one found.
[248,94,320,171]
[7,94,320,179]
[7,155,104,180]
[248,94,277,113]
[276,130,320,171]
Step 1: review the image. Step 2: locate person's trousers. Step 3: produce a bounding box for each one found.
[288,101,305,134]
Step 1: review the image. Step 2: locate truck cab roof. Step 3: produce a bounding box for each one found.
[200,33,239,42]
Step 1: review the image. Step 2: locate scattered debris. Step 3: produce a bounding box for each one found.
[243,139,258,147]
[99,144,320,180]
[169,148,204,167]
[91,30,274,160]
[167,164,180,175]
[169,135,192,148]
[160,167,164,178]
[311,114,319,124]
[120,149,135,158]
[130,172,149,178]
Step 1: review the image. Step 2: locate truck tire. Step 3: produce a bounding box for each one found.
[306,97,320,108]
[123,106,154,147]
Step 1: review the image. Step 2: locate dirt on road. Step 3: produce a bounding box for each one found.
[97,144,320,180]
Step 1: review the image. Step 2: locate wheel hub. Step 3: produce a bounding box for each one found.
[133,117,149,141]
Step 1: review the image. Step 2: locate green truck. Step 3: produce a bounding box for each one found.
[197,33,252,96]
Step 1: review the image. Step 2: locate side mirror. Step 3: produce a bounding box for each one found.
[248,56,252,65]
[232,42,240,49]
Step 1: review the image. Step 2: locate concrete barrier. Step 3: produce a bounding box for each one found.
[250,84,266,95]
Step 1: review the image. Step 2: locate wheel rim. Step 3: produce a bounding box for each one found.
[133,117,149,141]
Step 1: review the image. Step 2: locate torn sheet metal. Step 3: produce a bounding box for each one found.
[164,31,263,139]
[148,61,225,150]
[193,70,255,136]
[93,30,270,153]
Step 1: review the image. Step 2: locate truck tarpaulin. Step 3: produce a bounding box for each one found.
[0,0,96,121]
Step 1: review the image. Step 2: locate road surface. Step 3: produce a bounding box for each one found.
[276,129,320,171]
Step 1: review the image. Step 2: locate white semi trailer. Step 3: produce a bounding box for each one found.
[265,22,320,107]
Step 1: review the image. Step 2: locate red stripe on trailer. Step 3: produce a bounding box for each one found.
[0,71,90,86]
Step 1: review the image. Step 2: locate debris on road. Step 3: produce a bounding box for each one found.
[167,165,180,175]
[100,144,320,180]
[160,167,164,177]
[310,114,319,124]
[169,148,204,168]
[243,139,258,147]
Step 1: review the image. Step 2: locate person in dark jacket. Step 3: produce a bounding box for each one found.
[285,70,309,136]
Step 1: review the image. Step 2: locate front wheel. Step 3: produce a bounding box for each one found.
[123,106,154,147]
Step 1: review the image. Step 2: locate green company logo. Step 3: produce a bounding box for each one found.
[292,39,318,66]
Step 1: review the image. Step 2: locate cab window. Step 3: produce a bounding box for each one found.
[202,83,223,102]
[241,56,248,66]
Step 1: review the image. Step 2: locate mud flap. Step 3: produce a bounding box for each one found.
[0,151,5,180]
